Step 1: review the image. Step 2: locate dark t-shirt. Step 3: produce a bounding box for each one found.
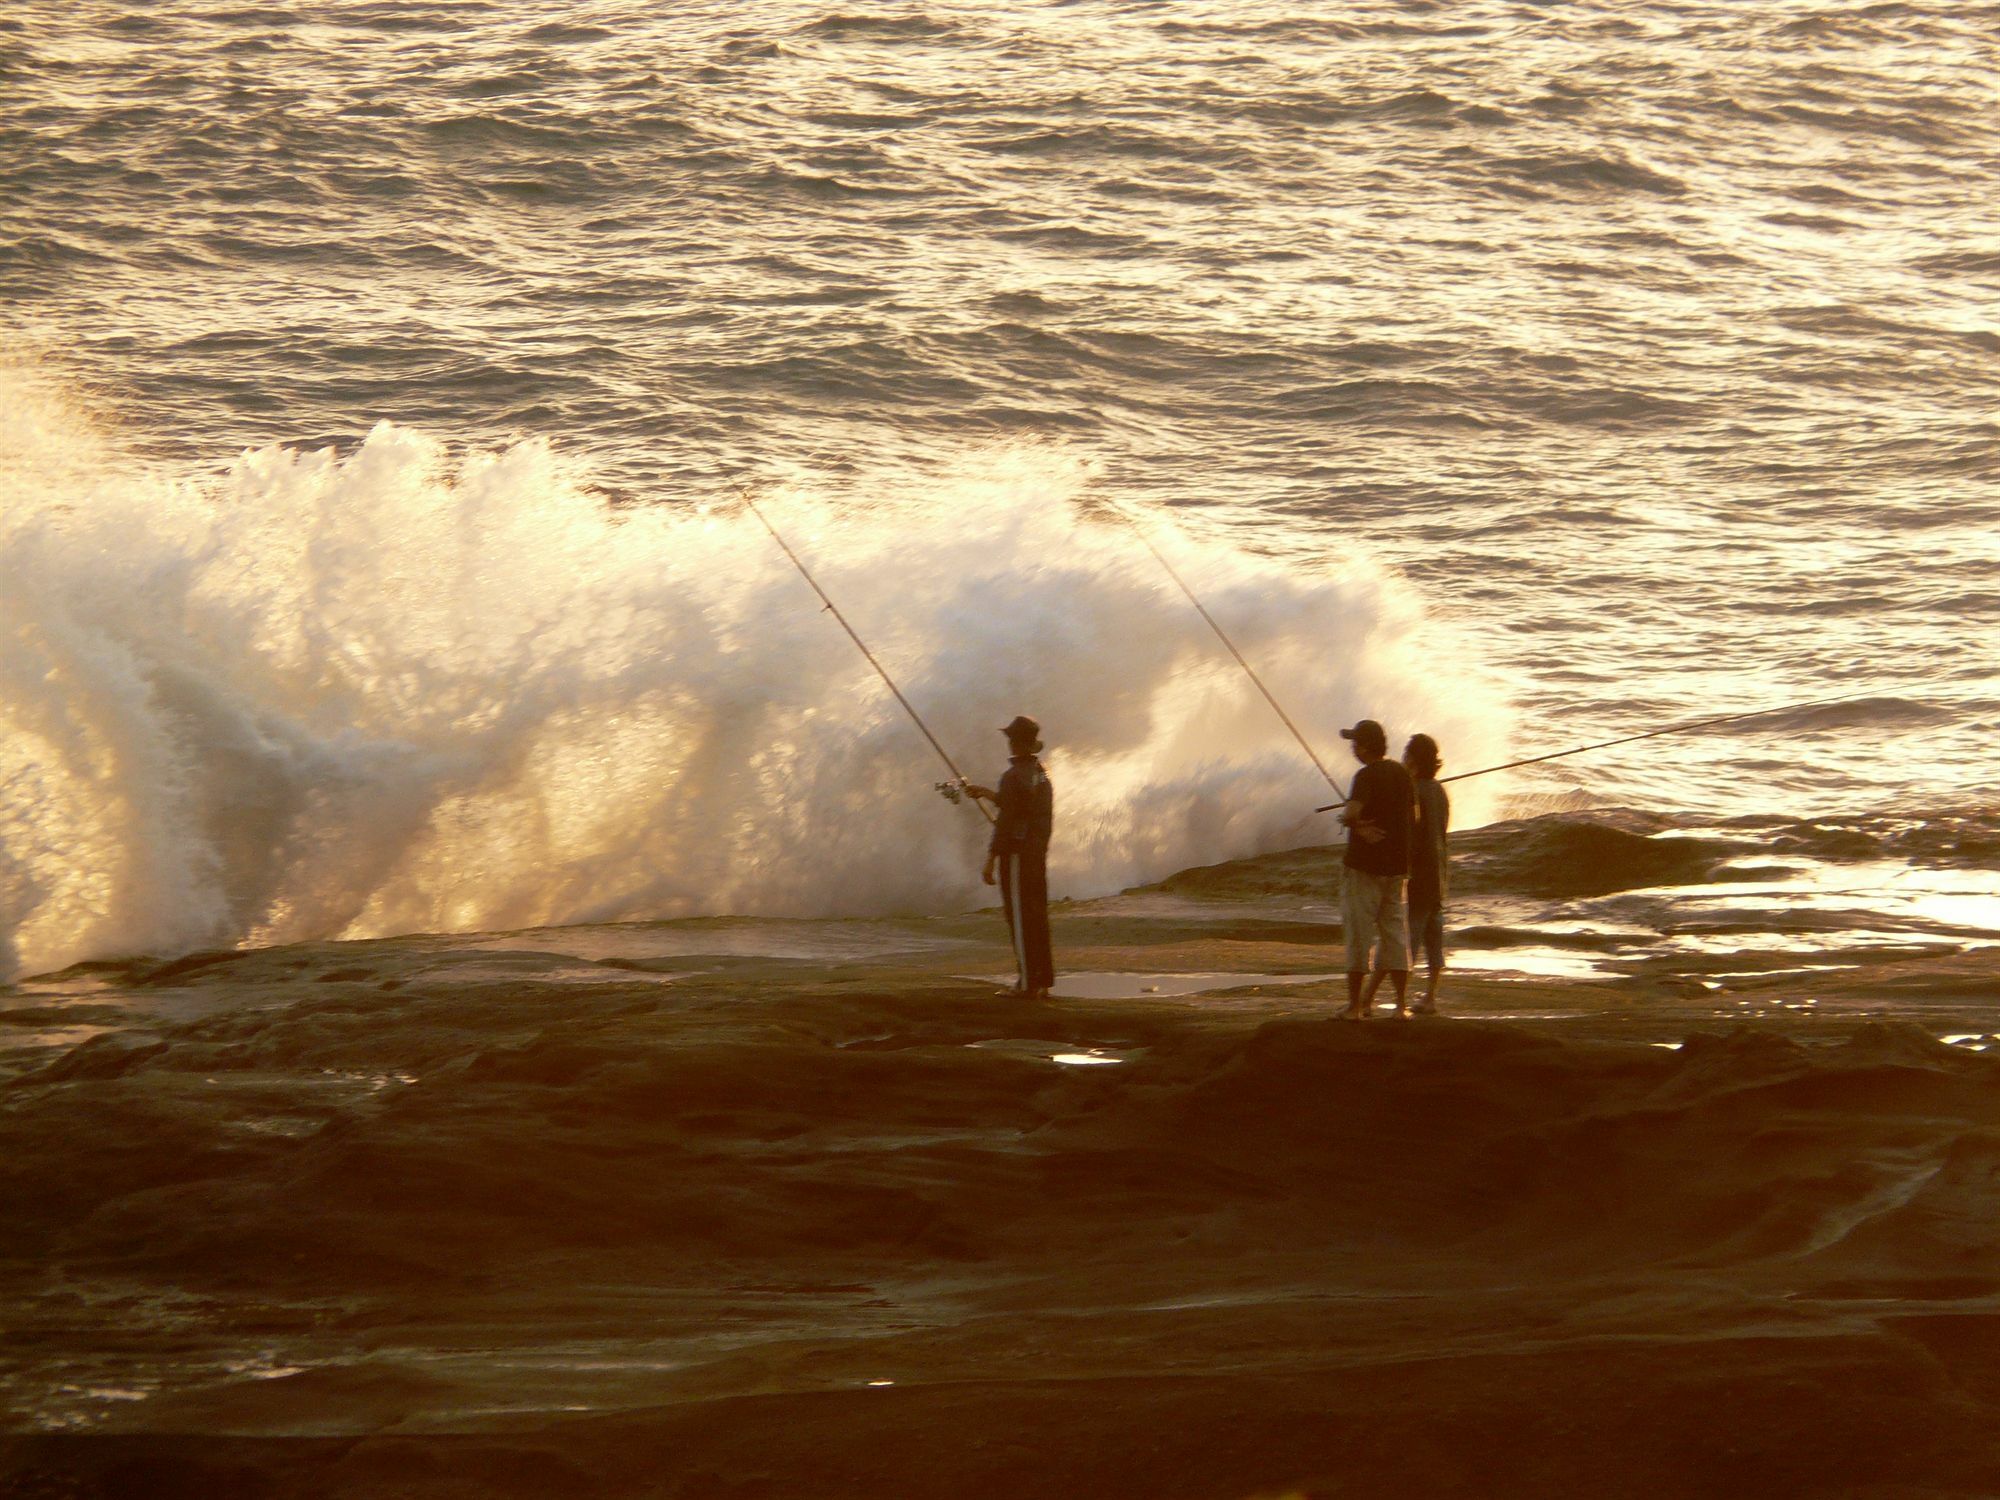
[988,756,1053,858]
[1343,758,1414,877]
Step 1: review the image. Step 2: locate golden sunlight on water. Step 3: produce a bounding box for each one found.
[2,0,1994,962]
[3,11,1999,1498]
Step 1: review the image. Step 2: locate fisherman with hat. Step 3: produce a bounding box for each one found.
[964,716,1055,999]
[1336,718,1415,1019]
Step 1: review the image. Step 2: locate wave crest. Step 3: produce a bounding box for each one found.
[0,387,1506,976]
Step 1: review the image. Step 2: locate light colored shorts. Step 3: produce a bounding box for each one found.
[1342,867,1410,972]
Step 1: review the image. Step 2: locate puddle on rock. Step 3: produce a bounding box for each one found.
[967,972,1335,1001]
[966,1039,1141,1068]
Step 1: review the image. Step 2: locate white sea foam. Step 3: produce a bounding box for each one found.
[0,368,1508,978]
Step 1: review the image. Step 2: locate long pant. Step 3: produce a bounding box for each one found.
[997,847,1054,992]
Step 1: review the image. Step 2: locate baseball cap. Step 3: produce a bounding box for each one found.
[1338,719,1387,753]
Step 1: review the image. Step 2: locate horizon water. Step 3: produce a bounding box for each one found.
[4,0,1997,979]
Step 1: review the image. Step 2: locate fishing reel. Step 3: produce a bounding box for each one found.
[935,780,966,805]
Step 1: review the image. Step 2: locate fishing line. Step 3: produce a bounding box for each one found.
[1312,691,1877,810]
[739,487,994,824]
[1114,505,1344,795]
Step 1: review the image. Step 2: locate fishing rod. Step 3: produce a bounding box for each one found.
[1311,691,1874,811]
[1115,505,1345,796]
[739,486,994,824]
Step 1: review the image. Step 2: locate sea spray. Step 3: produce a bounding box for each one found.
[0,395,1509,978]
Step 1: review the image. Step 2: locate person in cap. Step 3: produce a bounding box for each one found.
[1336,718,1415,1018]
[1402,732,1450,1015]
[964,716,1055,998]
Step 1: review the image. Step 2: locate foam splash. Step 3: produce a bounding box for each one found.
[0,372,1508,978]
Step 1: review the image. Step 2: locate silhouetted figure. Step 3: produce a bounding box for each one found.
[965,715,1055,999]
[1336,718,1415,1019]
[1403,732,1450,1015]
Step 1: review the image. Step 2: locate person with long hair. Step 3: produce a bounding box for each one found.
[1403,732,1450,1015]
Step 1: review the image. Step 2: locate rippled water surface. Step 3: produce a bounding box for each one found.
[3,1,1996,967]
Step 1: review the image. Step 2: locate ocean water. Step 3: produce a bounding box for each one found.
[3,0,1997,975]
[8,5,2000,1459]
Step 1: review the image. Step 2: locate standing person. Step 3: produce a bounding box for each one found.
[1403,732,1450,1016]
[1336,718,1415,1019]
[965,715,1055,999]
